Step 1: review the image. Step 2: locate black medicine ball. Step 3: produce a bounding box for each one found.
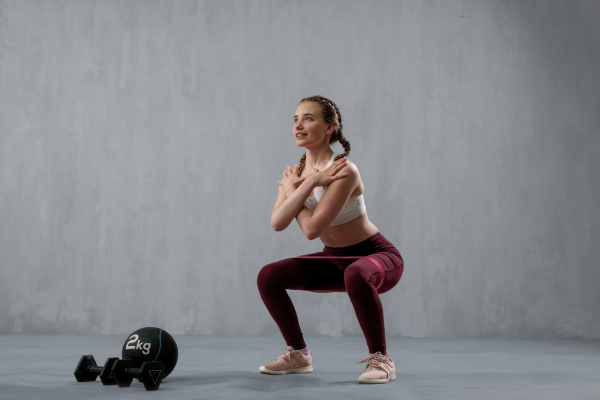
[121,327,178,378]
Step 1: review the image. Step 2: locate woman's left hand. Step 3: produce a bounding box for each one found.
[306,158,349,188]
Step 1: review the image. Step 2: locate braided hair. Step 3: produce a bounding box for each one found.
[297,96,351,177]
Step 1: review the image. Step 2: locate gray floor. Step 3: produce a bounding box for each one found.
[0,335,599,400]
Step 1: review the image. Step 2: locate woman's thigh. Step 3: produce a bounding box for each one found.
[343,252,404,294]
[258,253,346,292]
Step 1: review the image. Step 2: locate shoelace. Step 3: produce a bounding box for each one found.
[356,352,391,370]
[273,345,300,369]
[274,344,294,361]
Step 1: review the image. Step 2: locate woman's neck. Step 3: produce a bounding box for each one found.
[305,148,334,171]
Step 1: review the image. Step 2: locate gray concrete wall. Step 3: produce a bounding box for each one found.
[1,0,599,339]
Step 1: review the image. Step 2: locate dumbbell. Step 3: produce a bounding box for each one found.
[74,355,119,384]
[111,359,165,391]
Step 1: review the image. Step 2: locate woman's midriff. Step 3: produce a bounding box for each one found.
[318,212,380,248]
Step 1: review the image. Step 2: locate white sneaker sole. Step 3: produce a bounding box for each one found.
[358,372,396,384]
[259,365,314,375]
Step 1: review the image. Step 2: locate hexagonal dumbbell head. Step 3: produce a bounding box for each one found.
[74,355,118,385]
[138,361,165,391]
[74,355,98,382]
[98,358,119,385]
[112,359,165,391]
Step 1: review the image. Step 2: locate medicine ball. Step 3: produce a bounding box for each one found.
[121,327,178,378]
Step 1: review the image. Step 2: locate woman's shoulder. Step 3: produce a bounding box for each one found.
[335,158,361,186]
[341,158,360,175]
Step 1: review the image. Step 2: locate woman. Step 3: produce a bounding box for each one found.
[257,96,404,384]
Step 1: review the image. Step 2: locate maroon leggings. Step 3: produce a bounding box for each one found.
[257,232,403,354]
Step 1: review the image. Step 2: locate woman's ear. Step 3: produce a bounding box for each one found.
[326,124,336,135]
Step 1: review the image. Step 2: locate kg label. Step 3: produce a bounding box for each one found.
[125,334,152,355]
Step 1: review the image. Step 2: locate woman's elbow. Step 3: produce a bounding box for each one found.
[272,223,285,232]
[271,218,288,232]
[305,232,320,241]
[301,218,327,240]
[303,227,322,241]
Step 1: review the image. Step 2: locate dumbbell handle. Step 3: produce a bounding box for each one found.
[123,367,143,377]
[86,365,103,374]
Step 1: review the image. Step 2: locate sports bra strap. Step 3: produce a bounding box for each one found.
[326,152,337,168]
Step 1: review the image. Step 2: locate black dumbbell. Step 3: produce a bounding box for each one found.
[74,355,119,384]
[111,359,165,391]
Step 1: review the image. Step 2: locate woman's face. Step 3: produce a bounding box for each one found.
[293,101,334,149]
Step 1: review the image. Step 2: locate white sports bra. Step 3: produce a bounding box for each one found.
[304,153,367,226]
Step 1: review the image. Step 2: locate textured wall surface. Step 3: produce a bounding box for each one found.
[1,0,599,339]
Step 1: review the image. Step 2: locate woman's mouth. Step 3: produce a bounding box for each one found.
[295,132,307,139]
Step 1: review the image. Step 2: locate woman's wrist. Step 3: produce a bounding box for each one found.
[302,174,317,190]
[284,185,295,198]
[289,177,316,203]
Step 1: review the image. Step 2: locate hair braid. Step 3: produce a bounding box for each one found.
[328,101,351,161]
[297,153,306,177]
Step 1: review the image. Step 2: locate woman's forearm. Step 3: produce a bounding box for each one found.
[271,178,316,231]
[294,206,320,240]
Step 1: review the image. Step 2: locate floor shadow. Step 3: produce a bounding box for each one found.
[326,380,358,387]
[160,371,327,392]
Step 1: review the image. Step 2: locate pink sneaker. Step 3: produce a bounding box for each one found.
[357,352,396,384]
[259,346,313,375]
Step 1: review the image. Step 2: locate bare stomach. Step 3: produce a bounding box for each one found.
[318,212,380,248]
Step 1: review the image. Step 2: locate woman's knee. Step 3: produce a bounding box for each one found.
[343,263,371,289]
[345,260,390,294]
[257,260,294,293]
[257,263,277,293]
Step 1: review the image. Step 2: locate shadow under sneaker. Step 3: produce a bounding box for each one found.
[357,352,396,384]
[259,346,313,375]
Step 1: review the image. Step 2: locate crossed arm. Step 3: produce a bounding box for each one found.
[270,158,357,240]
